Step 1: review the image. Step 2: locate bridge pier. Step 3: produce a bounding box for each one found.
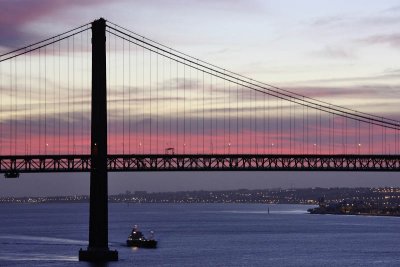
[79,18,118,262]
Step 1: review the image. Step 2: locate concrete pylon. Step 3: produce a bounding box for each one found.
[79,18,118,262]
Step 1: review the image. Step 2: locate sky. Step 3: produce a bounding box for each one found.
[0,0,400,196]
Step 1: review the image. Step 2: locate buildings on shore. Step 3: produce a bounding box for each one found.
[2,187,400,207]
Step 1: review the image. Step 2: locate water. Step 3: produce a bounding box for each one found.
[1,203,400,266]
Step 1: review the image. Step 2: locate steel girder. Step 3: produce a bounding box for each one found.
[1,154,400,176]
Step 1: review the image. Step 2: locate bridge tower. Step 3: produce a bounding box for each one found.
[79,18,118,261]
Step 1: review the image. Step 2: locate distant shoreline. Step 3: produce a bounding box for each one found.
[2,187,400,208]
[308,207,400,217]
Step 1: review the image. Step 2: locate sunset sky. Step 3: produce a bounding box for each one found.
[0,0,400,196]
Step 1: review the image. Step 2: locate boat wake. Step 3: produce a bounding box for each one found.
[0,234,86,246]
[0,253,78,262]
[272,210,308,214]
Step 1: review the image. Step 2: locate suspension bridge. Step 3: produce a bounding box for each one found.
[0,18,399,261]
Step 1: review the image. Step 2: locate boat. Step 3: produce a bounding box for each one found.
[126,225,157,248]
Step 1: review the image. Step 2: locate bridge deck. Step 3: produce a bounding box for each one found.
[1,154,400,175]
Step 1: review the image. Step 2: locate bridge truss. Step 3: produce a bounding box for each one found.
[1,154,400,176]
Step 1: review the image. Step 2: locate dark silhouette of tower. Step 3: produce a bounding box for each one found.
[78,18,118,262]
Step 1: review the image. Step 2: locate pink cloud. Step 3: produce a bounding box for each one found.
[361,33,400,48]
[2,122,398,155]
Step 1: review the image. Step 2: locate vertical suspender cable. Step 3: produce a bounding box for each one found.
[162,55,166,152]
[114,32,117,153]
[289,99,292,153]
[9,59,12,155]
[129,40,131,154]
[267,89,270,153]
[203,71,205,154]
[223,72,226,153]
[38,48,41,154]
[293,100,296,154]
[250,90,253,153]
[358,120,361,154]
[44,46,47,154]
[183,60,185,153]
[156,51,159,153]
[306,105,309,154]
[149,50,152,154]
[280,98,283,154]
[72,35,75,154]
[15,56,17,154]
[210,72,212,153]
[254,86,256,153]
[136,43,138,152]
[276,95,278,154]
[371,121,374,154]
[315,108,317,154]
[24,50,27,154]
[319,108,321,154]
[143,43,145,153]
[67,39,70,154]
[58,38,61,154]
[329,112,331,154]
[189,64,192,153]
[294,100,296,154]
[87,28,89,154]
[263,86,265,153]
[81,32,84,154]
[381,117,384,153]
[214,72,217,153]
[302,98,305,154]
[394,124,396,155]
[344,116,347,154]
[384,119,387,154]
[176,59,178,153]
[368,119,371,154]
[236,81,239,154]
[0,56,2,155]
[169,54,172,152]
[122,39,125,154]
[332,112,335,154]
[107,31,110,153]
[30,47,32,154]
[197,61,199,153]
[51,39,56,154]
[169,52,172,151]
[342,117,345,154]
[229,81,231,154]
